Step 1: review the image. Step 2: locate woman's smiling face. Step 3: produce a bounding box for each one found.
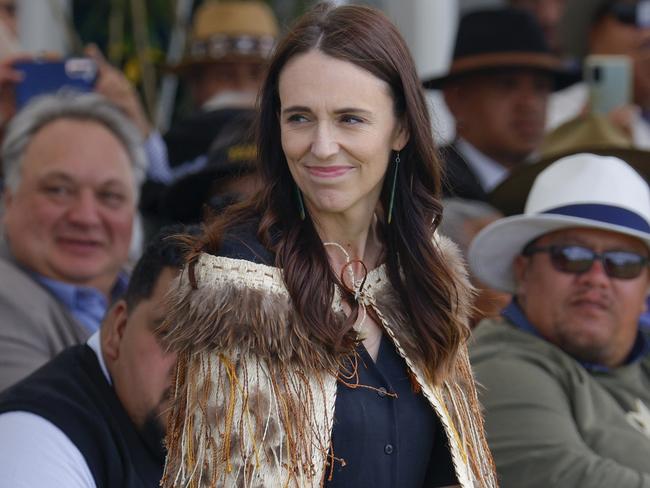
[278,49,408,220]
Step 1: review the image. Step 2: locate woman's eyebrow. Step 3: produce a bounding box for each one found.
[281,105,312,115]
[282,106,372,115]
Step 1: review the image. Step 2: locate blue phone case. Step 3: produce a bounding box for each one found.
[14,59,98,109]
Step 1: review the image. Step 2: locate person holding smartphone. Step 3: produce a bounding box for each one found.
[549,0,650,148]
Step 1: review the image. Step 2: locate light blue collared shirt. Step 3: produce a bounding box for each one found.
[32,273,128,334]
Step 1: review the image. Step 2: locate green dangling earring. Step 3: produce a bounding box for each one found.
[294,184,306,220]
[387,152,400,224]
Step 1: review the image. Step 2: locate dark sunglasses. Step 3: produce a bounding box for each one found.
[523,244,649,279]
[609,1,650,29]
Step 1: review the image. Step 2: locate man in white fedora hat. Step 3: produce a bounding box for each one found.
[468,152,650,487]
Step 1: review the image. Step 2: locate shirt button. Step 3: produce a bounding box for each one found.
[377,387,387,397]
[384,444,394,455]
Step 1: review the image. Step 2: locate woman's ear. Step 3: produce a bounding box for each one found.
[392,120,410,152]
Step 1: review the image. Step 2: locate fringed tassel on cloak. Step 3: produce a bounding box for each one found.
[161,349,337,488]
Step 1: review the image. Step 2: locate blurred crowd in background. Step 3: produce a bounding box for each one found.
[2,0,650,486]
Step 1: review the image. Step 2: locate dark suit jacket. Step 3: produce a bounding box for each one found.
[440,142,488,202]
[141,107,253,222]
[164,107,250,167]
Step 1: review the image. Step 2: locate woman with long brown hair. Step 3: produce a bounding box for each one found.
[158,3,497,487]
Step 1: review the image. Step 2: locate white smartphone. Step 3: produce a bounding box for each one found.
[584,54,632,114]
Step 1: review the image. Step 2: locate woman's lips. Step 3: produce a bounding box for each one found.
[306,165,353,178]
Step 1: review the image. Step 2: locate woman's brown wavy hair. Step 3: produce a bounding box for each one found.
[190,2,469,384]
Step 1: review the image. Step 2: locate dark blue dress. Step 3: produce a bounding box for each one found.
[216,223,457,486]
[325,335,457,487]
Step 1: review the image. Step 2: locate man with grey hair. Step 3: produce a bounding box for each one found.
[0,92,146,392]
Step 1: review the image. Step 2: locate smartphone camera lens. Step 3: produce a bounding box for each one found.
[592,65,602,82]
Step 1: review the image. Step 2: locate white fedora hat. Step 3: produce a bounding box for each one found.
[468,153,650,294]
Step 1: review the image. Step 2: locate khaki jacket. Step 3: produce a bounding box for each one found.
[0,243,89,392]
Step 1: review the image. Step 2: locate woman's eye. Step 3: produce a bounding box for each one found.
[287,114,309,123]
[340,115,363,125]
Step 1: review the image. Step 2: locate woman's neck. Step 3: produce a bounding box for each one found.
[314,211,383,273]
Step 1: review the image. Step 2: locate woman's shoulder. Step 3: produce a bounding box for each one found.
[190,219,285,296]
[215,218,275,266]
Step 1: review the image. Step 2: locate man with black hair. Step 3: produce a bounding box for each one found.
[0,226,191,488]
[423,8,573,201]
